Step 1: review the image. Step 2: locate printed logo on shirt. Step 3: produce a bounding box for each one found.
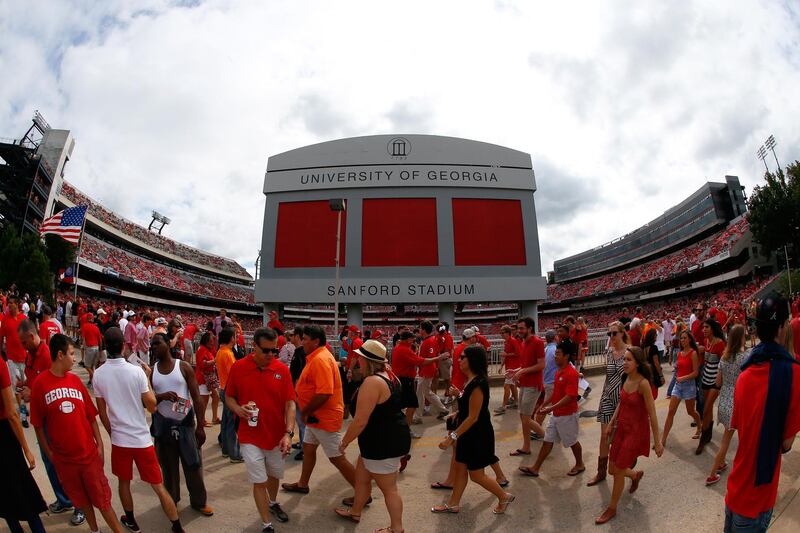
[44,387,84,405]
[60,401,75,414]
[275,373,283,380]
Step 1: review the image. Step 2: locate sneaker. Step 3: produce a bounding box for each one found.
[410,431,422,439]
[294,451,304,461]
[262,524,275,533]
[48,501,73,514]
[192,505,214,517]
[412,418,423,425]
[221,452,229,458]
[230,457,244,464]
[70,510,86,526]
[78,361,85,368]
[21,416,29,428]
[530,432,543,441]
[269,503,289,523]
[291,442,301,450]
[582,387,592,400]
[120,515,141,532]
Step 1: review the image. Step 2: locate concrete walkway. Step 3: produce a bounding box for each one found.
[26,365,800,532]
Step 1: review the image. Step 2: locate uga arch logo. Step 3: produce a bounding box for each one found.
[387,137,411,159]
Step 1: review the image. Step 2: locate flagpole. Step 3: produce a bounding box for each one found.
[72,208,88,302]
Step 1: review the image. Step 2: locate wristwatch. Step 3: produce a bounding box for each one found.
[286,430,295,438]
[448,431,458,441]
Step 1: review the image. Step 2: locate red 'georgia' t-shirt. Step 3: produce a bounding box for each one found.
[30,371,99,465]
[518,335,544,389]
[726,362,800,518]
[418,336,439,379]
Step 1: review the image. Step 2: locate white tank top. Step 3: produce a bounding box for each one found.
[152,359,191,420]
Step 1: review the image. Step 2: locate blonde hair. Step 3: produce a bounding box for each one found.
[608,321,631,345]
[723,325,746,361]
[361,358,386,377]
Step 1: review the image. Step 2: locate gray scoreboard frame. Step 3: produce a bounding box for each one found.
[256,134,547,328]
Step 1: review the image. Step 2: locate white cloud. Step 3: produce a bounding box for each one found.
[1,0,798,277]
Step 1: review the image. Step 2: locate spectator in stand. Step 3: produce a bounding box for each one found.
[267,310,284,334]
[216,328,243,464]
[80,313,105,387]
[195,333,221,428]
[724,293,800,530]
[31,334,124,533]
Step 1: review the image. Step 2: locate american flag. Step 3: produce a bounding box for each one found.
[39,205,87,244]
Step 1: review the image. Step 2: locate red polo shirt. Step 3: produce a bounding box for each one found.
[345,337,363,370]
[691,318,704,344]
[438,333,454,355]
[551,364,579,416]
[503,337,522,370]
[418,336,439,379]
[25,340,52,387]
[726,362,800,518]
[391,343,425,379]
[225,354,294,451]
[80,322,102,348]
[476,334,491,350]
[518,335,544,389]
[1,313,25,363]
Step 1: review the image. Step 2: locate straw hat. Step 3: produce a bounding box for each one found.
[355,339,387,363]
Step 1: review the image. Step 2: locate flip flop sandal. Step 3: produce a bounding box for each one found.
[509,449,531,456]
[334,508,361,523]
[281,482,310,494]
[629,471,644,493]
[431,504,460,514]
[498,479,510,488]
[518,466,539,477]
[342,496,372,507]
[567,466,586,476]
[430,482,453,490]
[493,494,516,514]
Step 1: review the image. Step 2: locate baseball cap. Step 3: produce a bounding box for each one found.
[97,308,107,315]
[348,325,359,333]
[462,328,476,339]
[756,292,789,325]
[371,330,385,339]
[155,317,167,325]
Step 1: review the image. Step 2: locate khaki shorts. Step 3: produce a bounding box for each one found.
[303,426,343,458]
[438,357,452,381]
[241,444,285,484]
[84,346,105,368]
[518,386,542,416]
[545,413,579,448]
[363,456,402,475]
[7,361,25,390]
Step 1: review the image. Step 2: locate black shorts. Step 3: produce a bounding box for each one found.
[399,377,418,409]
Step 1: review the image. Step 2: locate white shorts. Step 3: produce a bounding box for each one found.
[518,387,542,416]
[543,384,554,404]
[84,346,105,368]
[363,456,402,475]
[241,443,285,484]
[7,361,25,390]
[198,384,210,396]
[544,413,580,448]
[438,358,452,381]
[303,426,343,458]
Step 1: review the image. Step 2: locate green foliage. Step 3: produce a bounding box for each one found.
[747,161,800,263]
[779,269,800,295]
[0,227,54,300]
[44,233,77,274]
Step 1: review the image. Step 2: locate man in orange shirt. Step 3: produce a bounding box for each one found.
[216,327,242,463]
[282,325,357,501]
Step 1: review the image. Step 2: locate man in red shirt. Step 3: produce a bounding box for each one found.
[471,325,491,350]
[390,331,446,433]
[39,304,63,345]
[226,328,295,531]
[181,321,199,365]
[495,325,521,414]
[510,316,546,456]
[433,323,454,397]
[519,342,585,477]
[80,313,105,386]
[18,319,52,389]
[790,315,800,359]
[31,334,123,533]
[724,293,800,530]
[414,321,448,423]
[1,297,29,426]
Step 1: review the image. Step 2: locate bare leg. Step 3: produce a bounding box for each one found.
[446,463,469,507]
[152,483,179,521]
[437,447,457,487]
[374,471,404,532]
[502,385,511,407]
[570,441,584,472]
[210,389,221,423]
[253,483,271,523]
[519,414,534,453]
[329,454,356,487]
[525,441,554,474]
[198,395,209,425]
[490,461,508,484]
[661,397,681,445]
[685,400,702,435]
[98,506,124,533]
[349,457,372,516]
[709,429,735,477]
[297,442,319,487]
[607,464,626,512]
[468,468,507,502]
[405,407,416,426]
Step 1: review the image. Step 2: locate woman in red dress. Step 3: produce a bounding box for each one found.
[596,347,664,525]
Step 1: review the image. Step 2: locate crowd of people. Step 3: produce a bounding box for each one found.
[547,218,750,302]
[80,236,254,303]
[59,182,249,278]
[1,283,800,532]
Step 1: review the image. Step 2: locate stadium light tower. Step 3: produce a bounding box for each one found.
[148,210,171,234]
[765,135,781,172]
[329,198,346,344]
[756,145,769,172]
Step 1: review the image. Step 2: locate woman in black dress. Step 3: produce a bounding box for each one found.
[0,356,47,532]
[432,345,515,515]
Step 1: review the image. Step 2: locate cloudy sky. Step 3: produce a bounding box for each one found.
[2,0,798,277]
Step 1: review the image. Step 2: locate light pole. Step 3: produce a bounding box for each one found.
[765,135,782,172]
[757,146,769,172]
[329,199,346,350]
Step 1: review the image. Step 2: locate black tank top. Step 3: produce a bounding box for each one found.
[350,374,411,460]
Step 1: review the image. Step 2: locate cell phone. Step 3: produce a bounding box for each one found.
[307,415,320,424]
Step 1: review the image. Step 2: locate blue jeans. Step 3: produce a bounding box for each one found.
[724,506,772,532]
[41,436,73,507]
[667,371,677,398]
[295,400,306,444]
[218,390,241,460]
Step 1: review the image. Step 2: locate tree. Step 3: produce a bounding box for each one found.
[0,227,54,300]
[44,233,77,275]
[747,161,800,265]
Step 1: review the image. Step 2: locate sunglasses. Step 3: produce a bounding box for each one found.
[259,347,279,355]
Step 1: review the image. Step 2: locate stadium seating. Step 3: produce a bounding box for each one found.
[60,182,249,277]
[547,218,749,301]
[80,235,254,303]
